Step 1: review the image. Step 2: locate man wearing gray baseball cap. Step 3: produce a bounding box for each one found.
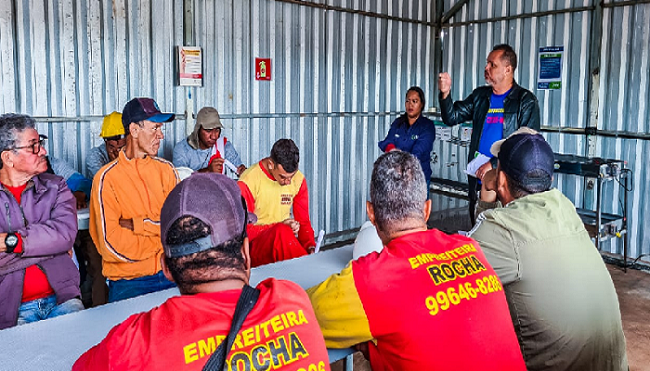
[75,173,330,371]
[173,106,247,176]
[469,127,627,371]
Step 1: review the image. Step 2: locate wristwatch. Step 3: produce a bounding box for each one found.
[5,233,18,253]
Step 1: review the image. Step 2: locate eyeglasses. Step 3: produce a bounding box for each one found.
[12,135,47,155]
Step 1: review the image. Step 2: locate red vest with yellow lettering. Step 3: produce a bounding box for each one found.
[73,279,330,371]
[353,229,525,371]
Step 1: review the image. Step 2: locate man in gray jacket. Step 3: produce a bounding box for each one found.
[469,128,627,371]
[172,106,246,176]
[0,114,82,329]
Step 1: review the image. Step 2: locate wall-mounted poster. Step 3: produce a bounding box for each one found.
[537,46,563,90]
[178,46,203,87]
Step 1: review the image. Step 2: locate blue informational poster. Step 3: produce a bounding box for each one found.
[537,46,563,90]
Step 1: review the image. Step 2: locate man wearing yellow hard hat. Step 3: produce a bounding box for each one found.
[86,112,127,179]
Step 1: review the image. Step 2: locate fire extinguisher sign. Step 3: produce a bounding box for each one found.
[255,58,272,81]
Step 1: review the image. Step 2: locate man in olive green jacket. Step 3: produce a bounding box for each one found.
[469,128,627,371]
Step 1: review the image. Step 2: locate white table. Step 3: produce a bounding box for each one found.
[76,207,90,231]
[0,246,354,370]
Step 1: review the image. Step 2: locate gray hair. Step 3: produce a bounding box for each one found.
[0,114,36,169]
[370,151,427,233]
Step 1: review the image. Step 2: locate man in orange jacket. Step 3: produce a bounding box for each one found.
[90,98,179,302]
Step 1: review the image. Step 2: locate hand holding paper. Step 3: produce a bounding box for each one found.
[465,154,491,178]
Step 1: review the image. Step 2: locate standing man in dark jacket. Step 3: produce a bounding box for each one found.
[0,114,82,329]
[438,44,540,222]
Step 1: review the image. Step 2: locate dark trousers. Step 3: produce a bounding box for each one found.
[468,176,480,226]
[74,230,108,307]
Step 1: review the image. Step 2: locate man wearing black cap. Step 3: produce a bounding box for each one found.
[468,128,628,371]
[89,98,180,302]
[75,174,330,371]
[172,106,246,176]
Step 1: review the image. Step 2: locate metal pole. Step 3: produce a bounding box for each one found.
[345,353,354,371]
[596,177,603,249]
[442,6,594,28]
[433,0,445,82]
[540,126,650,141]
[271,0,436,27]
[602,0,650,7]
[621,172,630,273]
[441,0,469,24]
[183,0,195,136]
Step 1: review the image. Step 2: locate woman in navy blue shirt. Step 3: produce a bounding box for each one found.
[378,86,436,184]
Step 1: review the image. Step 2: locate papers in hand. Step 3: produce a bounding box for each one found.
[223,159,239,175]
[314,230,325,253]
[464,154,491,178]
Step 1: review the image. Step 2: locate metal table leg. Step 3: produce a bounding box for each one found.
[345,353,354,371]
[622,173,630,273]
[596,177,603,248]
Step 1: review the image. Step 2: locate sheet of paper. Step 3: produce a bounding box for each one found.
[224,159,239,175]
[314,230,325,253]
[464,153,491,177]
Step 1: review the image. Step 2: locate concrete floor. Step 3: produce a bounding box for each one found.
[609,264,650,371]
[331,263,650,371]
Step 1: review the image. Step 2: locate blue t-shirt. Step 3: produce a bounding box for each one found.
[478,90,510,156]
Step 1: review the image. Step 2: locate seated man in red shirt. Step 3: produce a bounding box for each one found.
[308,151,526,371]
[74,173,330,371]
[238,139,315,266]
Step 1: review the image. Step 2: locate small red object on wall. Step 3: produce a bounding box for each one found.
[255,58,272,81]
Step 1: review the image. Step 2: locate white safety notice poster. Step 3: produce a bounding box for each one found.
[537,46,563,90]
[178,46,203,87]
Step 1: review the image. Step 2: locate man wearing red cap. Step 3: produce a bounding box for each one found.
[90,98,179,302]
[469,128,628,371]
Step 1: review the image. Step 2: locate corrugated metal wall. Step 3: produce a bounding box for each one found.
[437,0,650,261]
[598,0,650,259]
[191,0,437,234]
[2,0,648,259]
[0,0,437,237]
[0,0,188,167]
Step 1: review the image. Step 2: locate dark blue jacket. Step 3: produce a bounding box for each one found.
[378,115,436,180]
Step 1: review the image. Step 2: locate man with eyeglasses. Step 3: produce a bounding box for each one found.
[0,113,83,329]
[86,111,127,179]
[172,106,246,176]
[90,98,180,302]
